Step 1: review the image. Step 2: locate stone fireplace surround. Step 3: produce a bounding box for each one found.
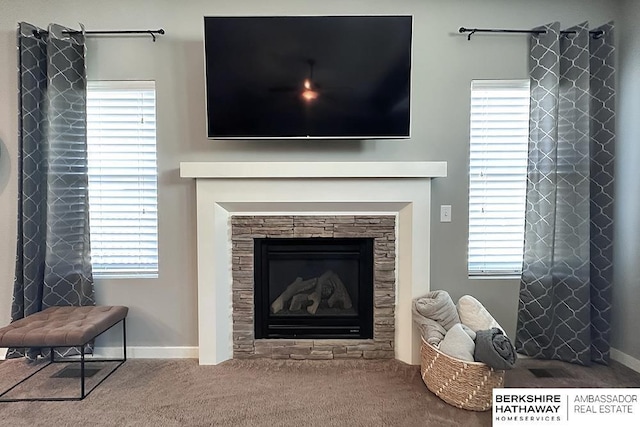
[232,215,396,360]
[180,162,447,365]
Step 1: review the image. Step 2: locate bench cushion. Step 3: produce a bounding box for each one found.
[0,306,128,347]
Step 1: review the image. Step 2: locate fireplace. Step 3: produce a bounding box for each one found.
[254,237,374,339]
[179,161,447,365]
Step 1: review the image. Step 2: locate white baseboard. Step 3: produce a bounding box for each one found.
[95,346,198,359]
[611,347,640,373]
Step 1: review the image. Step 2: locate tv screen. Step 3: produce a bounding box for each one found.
[203,16,412,139]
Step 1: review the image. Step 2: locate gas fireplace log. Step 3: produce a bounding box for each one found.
[327,274,353,310]
[272,270,353,315]
[306,270,335,314]
[271,277,318,314]
[307,289,321,314]
[289,293,311,311]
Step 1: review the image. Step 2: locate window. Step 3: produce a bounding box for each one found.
[87,81,158,277]
[468,80,530,276]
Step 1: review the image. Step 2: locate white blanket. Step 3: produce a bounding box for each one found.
[457,295,504,333]
[439,323,476,362]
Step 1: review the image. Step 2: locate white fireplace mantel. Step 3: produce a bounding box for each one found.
[180,161,447,179]
[180,161,447,365]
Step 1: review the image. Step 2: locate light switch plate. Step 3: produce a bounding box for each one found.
[440,205,452,222]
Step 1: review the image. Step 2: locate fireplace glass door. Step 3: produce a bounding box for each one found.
[254,238,374,339]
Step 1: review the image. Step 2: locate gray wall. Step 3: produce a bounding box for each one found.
[0,0,630,358]
[611,0,640,360]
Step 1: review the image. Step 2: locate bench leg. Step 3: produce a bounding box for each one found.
[123,318,127,361]
[80,345,85,399]
[77,317,127,400]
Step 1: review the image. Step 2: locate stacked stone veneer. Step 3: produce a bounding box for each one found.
[231,215,396,360]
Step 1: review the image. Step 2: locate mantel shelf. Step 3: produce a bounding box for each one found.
[180,162,447,179]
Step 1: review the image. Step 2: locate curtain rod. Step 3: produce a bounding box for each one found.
[458,27,604,41]
[32,29,165,42]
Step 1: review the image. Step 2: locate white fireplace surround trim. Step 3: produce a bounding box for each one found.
[180,162,447,365]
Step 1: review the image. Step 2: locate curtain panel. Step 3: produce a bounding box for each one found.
[516,22,615,365]
[10,22,95,358]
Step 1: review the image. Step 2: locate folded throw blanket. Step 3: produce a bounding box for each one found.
[412,304,447,345]
[457,295,503,333]
[413,290,461,331]
[474,327,517,370]
[439,323,476,362]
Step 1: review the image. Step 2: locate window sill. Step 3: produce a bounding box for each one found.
[468,274,521,280]
[93,273,158,280]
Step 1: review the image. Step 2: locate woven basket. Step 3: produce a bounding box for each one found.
[420,336,505,411]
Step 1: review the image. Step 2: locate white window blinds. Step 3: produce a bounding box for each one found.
[87,81,158,277]
[468,80,530,276]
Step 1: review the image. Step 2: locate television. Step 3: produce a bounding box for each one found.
[203,15,412,139]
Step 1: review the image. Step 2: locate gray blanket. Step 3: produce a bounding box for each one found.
[474,327,517,370]
[439,323,476,361]
[412,304,447,345]
[413,290,460,331]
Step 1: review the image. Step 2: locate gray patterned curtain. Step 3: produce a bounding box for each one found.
[9,22,95,359]
[516,22,615,365]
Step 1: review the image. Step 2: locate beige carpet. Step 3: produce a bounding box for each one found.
[1,357,639,427]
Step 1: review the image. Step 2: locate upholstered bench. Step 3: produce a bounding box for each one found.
[0,305,128,402]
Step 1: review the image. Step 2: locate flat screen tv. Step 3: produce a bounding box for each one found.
[203,15,412,139]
